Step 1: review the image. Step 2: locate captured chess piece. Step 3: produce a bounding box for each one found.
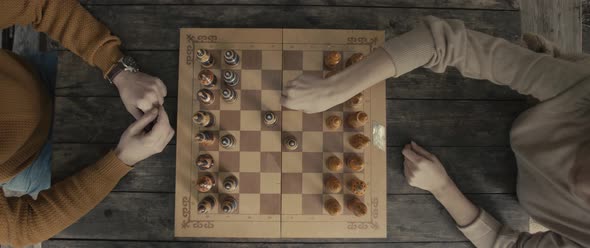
[198,69,217,88]
[350,133,370,150]
[221,195,238,214]
[193,111,214,127]
[224,49,240,66]
[347,197,367,217]
[197,174,216,193]
[346,154,365,172]
[197,89,215,105]
[197,195,216,214]
[326,115,342,130]
[345,53,365,68]
[223,175,238,191]
[196,154,214,170]
[263,112,277,126]
[348,176,368,196]
[196,49,215,68]
[324,175,342,193]
[346,93,363,108]
[347,111,369,129]
[223,70,240,87]
[195,131,216,146]
[324,198,342,216]
[220,134,236,149]
[283,136,298,151]
[326,156,343,172]
[324,51,342,70]
[221,87,238,103]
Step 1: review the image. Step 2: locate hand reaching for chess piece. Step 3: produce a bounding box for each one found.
[281,49,395,113]
[113,71,168,119]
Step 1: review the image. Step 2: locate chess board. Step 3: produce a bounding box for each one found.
[175,29,387,238]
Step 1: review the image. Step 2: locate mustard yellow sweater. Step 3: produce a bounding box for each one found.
[0,1,131,247]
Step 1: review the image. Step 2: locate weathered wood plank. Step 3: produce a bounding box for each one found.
[72,6,520,50]
[79,0,520,10]
[52,97,527,146]
[52,193,527,242]
[56,51,524,100]
[52,144,516,194]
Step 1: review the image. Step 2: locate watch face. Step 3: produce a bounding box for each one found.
[122,56,139,70]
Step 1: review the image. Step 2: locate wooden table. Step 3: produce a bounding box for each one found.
[48,1,531,247]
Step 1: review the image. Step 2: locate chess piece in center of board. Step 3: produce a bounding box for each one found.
[221,196,238,214]
[197,174,216,193]
[197,195,216,214]
[195,131,216,146]
[223,175,238,191]
[196,154,214,170]
[220,134,236,149]
[196,49,215,68]
[350,133,370,150]
[198,69,217,88]
[223,70,240,87]
[263,112,277,126]
[224,50,240,67]
[193,111,214,127]
[283,136,298,151]
[347,197,367,217]
[324,51,342,70]
[197,89,215,105]
[221,87,238,103]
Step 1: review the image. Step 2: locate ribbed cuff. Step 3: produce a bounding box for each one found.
[93,151,132,182]
[458,208,502,246]
[382,25,436,77]
[93,41,124,78]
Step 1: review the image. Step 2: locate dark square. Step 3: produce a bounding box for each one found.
[220,110,241,131]
[261,152,281,172]
[218,151,239,172]
[344,153,365,173]
[240,131,261,151]
[261,111,281,131]
[241,90,261,110]
[323,51,344,71]
[218,194,240,214]
[302,152,323,172]
[197,172,218,193]
[242,50,262,69]
[198,49,221,69]
[261,70,282,90]
[199,131,219,151]
[323,132,343,152]
[282,173,302,193]
[302,112,324,131]
[302,194,323,215]
[239,172,260,193]
[197,89,220,110]
[283,51,303,70]
[260,194,281,215]
[221,70,241,89]
[343,111,365,132]
[282,131,302,152]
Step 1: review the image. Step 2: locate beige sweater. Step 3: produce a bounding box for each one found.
[383,16,590,248]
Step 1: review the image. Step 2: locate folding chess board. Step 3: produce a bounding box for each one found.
[175,29,387,238]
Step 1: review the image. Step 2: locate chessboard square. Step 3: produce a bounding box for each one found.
[302,194,323,215]
[241,90,262,110]
[282,173,302,194]
[343,111,365,132]
[220,70,240,89]
[302,51,324,71]
[239,193,260,214]
[197,172,219,193]
[241,50,262,69]
[260,194,281,215]
[302,173,323,194]
[260,172,281,194]
[240,131,261,151]
[282,111,302,131]
[261,111,281,132]
[218,151,239,172]
[197,193,219,214]
[322,194,344,215]
[302,112,323,131]
[302,152,323,173]
[323,132,344,152]
[219,130,240,151]
[240,110,261,131]
[197,89,220,110]
[219,110,241,131]
[322,152,344,173]
[302,132,323,152]
[196,151,219,172]
[344,132,370,152]
[323,50,344,71]
[343,195,365,215]
[282,194,302,214]
[199,49,221,69]
[262,51,282,70]
[344,153,365,173]
[241,70,262,90]
[218,172,240,193]
[219,194,240,214]
[283,51,303,70]
[219,89,242,110]
[196,110,220,131]
[282,152,302,173]
[261,70,282,90]
[239,152,261,172]
[327,103,344,112]
[322,112,343,132]
[221,50,242,70]
[282,70,302,91]
[239,172,261,193]
[282,131,302,152]
[198,131,219,151]
[261,90,282,111]
[323,173,344,194]
[343,173,365,195]
[261,131,282,152]
[261,152,281,172]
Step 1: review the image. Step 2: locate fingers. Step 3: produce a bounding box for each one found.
[126,105,143,120]
[402,144,425,164]
[410,141,437,161]
[155,78,168,97]
[127,108,159,134]
[146,106,174,144]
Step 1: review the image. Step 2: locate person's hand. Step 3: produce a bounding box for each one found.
[113,71,168,119]
[281,74,356,114]
[115,105,175,165]
[402,141,453,193]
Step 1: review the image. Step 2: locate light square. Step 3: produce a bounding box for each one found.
[218,172,239,193]
[261,131,282,152]
[239,152,261,172]
[261,90,282,111]
[262,50,282,70]
[219,90,242,111]
[282,194,302,214]
[302,132,323,152]
[282,152,303,173]
[282,111,302,131]
[220,50,242,70]
[241,70,262,90]
[302,173,324,194]
[219,130,240,151]
[302,51,324,71]
[239,193,260,214]
[240,110,261,131]
[260,172,281,194]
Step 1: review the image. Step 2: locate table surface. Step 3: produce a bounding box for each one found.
[48,1,530,247]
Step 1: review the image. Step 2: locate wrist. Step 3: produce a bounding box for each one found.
[431,178,456,199]
[114,146,135,167]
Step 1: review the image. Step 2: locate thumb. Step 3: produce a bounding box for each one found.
[127,106,143,120]
[128,108,159,134]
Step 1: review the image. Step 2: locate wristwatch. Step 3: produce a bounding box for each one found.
[107,56,140,84]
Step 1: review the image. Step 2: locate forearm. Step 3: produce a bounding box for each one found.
[432,181,480,227]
